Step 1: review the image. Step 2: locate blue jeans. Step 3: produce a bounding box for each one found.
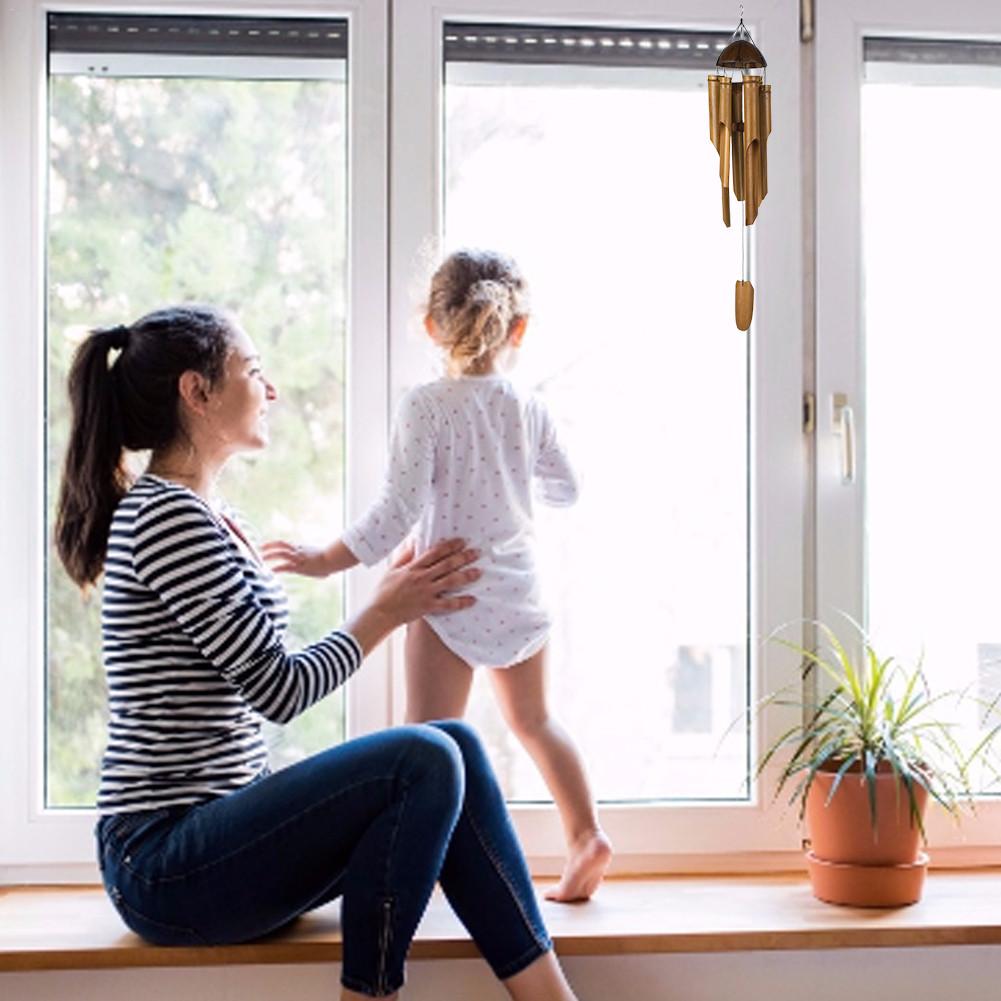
[96,720,551,996]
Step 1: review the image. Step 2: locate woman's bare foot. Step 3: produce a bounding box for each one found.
[545,830,613,902]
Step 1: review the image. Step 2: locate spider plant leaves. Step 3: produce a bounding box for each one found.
[827,752,862,807]
[879,735,927,838]
[756,620,1001,834]
[864,748,878,825]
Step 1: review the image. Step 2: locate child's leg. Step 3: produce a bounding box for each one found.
[405,617,475,723]
[488,646,612,902]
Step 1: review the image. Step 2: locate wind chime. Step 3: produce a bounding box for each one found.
[707,11,771,331]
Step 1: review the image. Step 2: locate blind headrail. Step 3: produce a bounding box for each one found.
[865,36,1001,69]
[444,23,730,70]
[48,14,348,60]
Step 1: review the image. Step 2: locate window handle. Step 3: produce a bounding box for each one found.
[832,393,856,484]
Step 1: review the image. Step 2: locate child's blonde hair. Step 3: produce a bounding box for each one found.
[427,249,529,375]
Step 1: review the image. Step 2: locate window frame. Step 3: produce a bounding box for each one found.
[7,0,1001,882]
[0,0,390,879]
[389,0,807,870]
[815,0,1001,859]
[2,0,813,879]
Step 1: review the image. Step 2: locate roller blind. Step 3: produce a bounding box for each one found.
[444,23,730,71]
[865,36,1001,70]
[47,13,348,60]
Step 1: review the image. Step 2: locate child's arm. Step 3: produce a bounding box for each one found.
[262,538,359,577]
[533,401,579,507]
[340,387,437,566]
[265,390,436,575]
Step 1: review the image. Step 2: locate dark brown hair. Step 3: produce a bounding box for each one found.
[55,305,234,588]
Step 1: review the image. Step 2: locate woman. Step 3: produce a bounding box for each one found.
[55,305,579,1001]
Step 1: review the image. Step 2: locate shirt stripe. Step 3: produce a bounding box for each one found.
[97,474,361,815]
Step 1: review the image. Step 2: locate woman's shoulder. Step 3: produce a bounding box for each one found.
[123,474,220,536]
[128,472,204,507]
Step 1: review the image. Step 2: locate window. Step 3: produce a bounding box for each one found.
[45,11,350,808]
[2,0,805,875]
[862,37,1001,792]
[9,0,1001,879]
[441,23,750,802]
[816,0,1001,854]
[1,0,388,874]
[392,0,805,863]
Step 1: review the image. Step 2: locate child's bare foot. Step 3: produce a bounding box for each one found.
[544,830,613,902]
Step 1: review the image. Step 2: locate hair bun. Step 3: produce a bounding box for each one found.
[426,248,528,374]
[467,278,509,308]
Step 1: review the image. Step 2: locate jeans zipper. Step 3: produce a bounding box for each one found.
[376,897,394,994]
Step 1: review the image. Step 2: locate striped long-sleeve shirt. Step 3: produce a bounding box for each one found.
[97,473,361,815]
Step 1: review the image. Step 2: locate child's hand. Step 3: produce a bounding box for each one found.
[261,540,336,578]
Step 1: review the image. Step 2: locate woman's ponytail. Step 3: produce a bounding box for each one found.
[54,305,233,589]
[55,326,132,589]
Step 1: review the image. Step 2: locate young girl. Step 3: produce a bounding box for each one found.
[265,249,612,901]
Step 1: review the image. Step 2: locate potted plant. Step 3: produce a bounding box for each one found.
[757,621,999,907]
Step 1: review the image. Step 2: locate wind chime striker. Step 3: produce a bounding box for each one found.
[707,15,771,331]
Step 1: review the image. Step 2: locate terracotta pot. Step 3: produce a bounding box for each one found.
[806,766,928,865]
[806,851,929,907]
[804,764,930,907]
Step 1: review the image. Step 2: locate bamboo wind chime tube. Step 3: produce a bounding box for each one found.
[730,79,745,207]
[707,75,732,227]
[761,83,771,199]
[742,75,760,223]
[741,75,772,225]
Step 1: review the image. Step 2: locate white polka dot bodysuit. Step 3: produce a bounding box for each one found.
[342,374,578,668]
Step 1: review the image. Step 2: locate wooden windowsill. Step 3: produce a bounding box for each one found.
[4,871,1001,973]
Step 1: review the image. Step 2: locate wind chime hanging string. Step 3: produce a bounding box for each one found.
[707,10,771,331]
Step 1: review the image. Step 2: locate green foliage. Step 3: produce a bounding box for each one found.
[757,620,1001,836]
[46,73,349,806]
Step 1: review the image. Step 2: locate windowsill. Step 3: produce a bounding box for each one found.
[5,870,1001,972]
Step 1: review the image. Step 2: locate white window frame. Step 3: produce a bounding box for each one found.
[816,0,1001,860]
[1,0,814,880]
[0,0,390,881]
[7,0,1001,883]
[390,0,807,870]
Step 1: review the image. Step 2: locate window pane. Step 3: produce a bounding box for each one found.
[46,60,348,806]
[444,37,750,802]
[862,54,1001,786]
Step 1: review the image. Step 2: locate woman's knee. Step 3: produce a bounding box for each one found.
[394,724,465,801]
[426,718,490,764]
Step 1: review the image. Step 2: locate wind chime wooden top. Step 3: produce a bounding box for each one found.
[708,17,772,330]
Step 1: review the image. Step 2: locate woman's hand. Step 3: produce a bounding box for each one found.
[262,539,359,577]
[375,538,480,624]
[345,539,480,656]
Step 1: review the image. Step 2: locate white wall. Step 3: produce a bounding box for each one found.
[3,948,1001,1001]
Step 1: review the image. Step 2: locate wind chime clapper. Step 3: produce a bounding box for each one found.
[707,16,771,331]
